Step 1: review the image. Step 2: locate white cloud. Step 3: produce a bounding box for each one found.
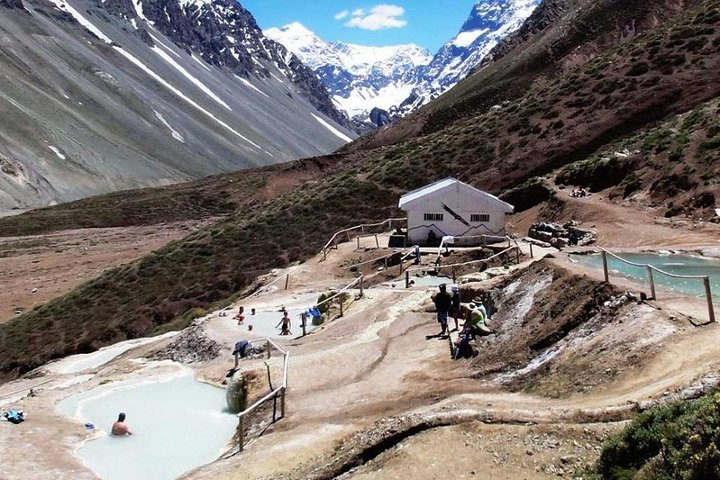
[344,4,407,30]
[334,10,349,20]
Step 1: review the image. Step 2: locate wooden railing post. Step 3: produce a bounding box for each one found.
[267,339,271,359]
[529,243,534,258]
[280,387,286,418]
[375,234,379,248]
[704,276,716,323]
[339,295,344,317]
[602,250,609,283]
[272,391,278,422]
[359,275,364,297]
[647,266,656,300]
[356,236,360,250]
[405,270,410,288]
[284,274,289,290]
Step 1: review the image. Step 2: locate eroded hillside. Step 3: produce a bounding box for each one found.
[0,0,718,380]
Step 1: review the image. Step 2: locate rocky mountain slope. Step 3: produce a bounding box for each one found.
[268,1,540,129]
[0,0,718,380]
[0,0,353,212]
[415,0,541,101]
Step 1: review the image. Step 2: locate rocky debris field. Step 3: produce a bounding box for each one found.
[528,221,597,249]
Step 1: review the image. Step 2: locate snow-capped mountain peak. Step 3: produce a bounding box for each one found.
[267,1,540,129]
[266,22,431,120]
[426,0,541,91]
[265,22,324,57]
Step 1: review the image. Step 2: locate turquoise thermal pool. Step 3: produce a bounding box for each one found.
[57,374,236,480]
[571,252,720,302]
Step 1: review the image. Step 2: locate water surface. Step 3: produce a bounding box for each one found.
[57,374,236,480]
[571,252,720,302]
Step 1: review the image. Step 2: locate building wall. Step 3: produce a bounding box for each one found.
[403,183,509,245]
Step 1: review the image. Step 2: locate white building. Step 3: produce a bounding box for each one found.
[398,177,514,246]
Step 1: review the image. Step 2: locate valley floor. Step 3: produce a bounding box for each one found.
[0,192,719,480]
[0,219,215,323]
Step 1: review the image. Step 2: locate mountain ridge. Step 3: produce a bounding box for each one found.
[0,0,354,212]
[267,0,541,127]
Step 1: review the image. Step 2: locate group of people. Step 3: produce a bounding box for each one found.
[570,187,589,198]
[232,305,292,336]
[432,283,494,359]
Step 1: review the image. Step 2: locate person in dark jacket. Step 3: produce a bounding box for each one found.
[450,285,461,332]
[433,284,452,336]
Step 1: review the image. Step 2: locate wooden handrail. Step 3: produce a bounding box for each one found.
[236,274,365,451]
[405,244,520,275]
[599,248,715,324]
[236,338,290,451]
[0,379,54,401]
[250,265,301,297]
[321,218,406,260]
[601,249,713,279]
[315,275,363,308]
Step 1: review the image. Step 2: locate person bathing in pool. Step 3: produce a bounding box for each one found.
[111,412,132,436]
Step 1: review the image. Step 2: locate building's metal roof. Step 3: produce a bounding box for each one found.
[398,177,514,212]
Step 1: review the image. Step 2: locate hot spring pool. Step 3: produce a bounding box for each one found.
[571,252,720,302]
[56,373,236,480]
[408,275,453,288]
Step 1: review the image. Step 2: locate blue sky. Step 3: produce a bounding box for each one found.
[242,1,475,52]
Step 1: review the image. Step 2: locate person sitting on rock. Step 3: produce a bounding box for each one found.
[464,302,493,337]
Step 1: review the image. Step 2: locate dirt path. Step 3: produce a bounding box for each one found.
[510,187,720,250]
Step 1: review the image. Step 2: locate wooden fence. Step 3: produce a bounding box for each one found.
[236,275,364,450]
[600,248,716,324]
[321,218,407,261]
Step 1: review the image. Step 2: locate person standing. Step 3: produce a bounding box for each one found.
[276,311,292,336]
[450,285,461,332]
[432,284,452,337]
[235,306,245,326]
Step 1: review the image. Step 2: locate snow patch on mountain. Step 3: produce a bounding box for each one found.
[312,113,353,142]
[266,22,431,121]
[267,1,540,128]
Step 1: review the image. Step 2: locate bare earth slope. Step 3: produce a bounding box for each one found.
[0,0,717,381]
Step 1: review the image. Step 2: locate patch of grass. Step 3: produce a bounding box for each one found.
[587,391,720,480]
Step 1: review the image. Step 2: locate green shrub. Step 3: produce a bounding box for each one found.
[591,391,720,480]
